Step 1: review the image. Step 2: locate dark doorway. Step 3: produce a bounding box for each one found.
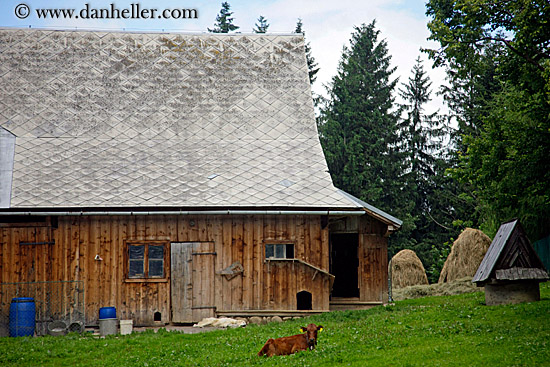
[296,291,312,310]
[330,233,359,298]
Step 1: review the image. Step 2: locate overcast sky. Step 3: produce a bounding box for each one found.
[0,0,447,114]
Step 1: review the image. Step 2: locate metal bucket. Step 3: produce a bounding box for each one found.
[47,320,67,336]
[99,318,117,336]
[68,321,84,334]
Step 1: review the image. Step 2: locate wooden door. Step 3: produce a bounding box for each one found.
[171,242,193,322]
[359,236,388,302]
[171,242,216,323]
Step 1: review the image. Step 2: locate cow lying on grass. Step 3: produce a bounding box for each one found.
[258,323,324,357]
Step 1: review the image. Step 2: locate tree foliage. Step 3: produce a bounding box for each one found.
[395,58,461,281]
[426,0,550,240]
[398,57,444,207]
[319,21,405,231]
[208,2,239,33]
[253,15,269,33]
[294,19,320,85]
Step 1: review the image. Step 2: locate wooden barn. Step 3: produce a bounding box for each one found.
[0,28,402,328]
[473,219,549,305]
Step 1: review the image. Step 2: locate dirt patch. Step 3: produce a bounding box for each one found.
[392,277,480,301]
[439,228,491,283]
[390,249,429,289]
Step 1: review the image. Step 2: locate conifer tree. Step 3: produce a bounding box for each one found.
[319,21,405,225]
[398,57,444,215]
[294,19,319,85]
[397,57,456,281]
[253,16,269,33]
[208,2,239,33]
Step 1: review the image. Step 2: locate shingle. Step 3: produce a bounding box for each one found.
[1,29,355,209]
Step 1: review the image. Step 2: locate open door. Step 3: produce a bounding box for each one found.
[330,233,359,298]
[170,242,216,323]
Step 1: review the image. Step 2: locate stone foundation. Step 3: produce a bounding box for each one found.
[484,281,540,306]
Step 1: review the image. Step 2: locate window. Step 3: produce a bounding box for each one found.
[127,242,166,279]
[265,243,294,259]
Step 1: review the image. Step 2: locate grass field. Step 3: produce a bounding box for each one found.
[1,283,549,367]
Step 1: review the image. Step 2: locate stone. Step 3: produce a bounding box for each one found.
[484,282,541,306]
[249,316,262,325]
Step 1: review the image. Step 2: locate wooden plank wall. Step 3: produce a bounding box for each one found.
[0,223,55,324]
[1,214,331,325]
[358,216,389,303]
[0,224,53,284]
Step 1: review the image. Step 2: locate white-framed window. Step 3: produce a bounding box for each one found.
[265,243,294,259]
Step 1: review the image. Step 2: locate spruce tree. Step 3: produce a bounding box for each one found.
[398,57,444,216]
[253,16,269,33]
[208,2,239,33]
[319,21,404,222]
[294,19,319,85]
[397,57,455,281]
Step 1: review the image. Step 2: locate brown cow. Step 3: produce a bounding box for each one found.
[258,323,324,357]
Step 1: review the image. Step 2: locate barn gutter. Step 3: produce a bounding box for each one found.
[0,210,366,217]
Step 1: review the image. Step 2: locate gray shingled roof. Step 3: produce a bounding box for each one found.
[337,189,402,227]
[473,219,548,283]
[0,28,360,209]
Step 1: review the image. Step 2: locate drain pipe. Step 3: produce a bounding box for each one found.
[0,209,366,217]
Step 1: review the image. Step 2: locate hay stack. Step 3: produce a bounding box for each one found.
[390,249,429,289]
[438,228,491,283]
[392,277,479,301]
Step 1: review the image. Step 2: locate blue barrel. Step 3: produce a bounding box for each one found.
[99,307,116,320]
[9,297,36,337]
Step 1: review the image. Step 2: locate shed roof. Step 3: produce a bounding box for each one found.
[336,189,402,227]
[472,219,548,284]
[0,28,397,219]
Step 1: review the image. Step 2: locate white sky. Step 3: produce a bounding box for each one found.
[0,0,448,115]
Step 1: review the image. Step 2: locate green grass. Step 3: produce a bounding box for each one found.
[1,284,549,367]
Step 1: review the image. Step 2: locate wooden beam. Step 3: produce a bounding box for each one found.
[216,309,325,317]
[264,258,334,279]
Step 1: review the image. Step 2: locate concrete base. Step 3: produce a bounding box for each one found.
[484,282,540,306]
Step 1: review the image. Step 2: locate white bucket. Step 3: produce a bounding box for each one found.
[120,319,133,335]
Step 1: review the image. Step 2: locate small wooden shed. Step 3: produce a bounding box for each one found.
[472,219,549,305]
[0,28,402,329]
